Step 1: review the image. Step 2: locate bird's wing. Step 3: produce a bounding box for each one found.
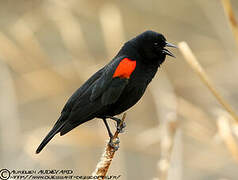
[60,57,136,135]
[90,57,136,105]
[101,78,129,105]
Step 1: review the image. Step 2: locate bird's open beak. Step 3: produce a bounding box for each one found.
[162,41,177,58]
[166,42,177,48]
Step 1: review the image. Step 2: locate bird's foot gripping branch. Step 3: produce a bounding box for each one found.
[116,121,126,133]
[108,137,120,151]
[105,116,126,134]
[92,113,126,178]
[108,113,127,151]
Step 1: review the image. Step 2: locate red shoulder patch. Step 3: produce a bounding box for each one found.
[113,58,136,79]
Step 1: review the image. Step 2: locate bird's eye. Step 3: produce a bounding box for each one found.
[154,42,159,46]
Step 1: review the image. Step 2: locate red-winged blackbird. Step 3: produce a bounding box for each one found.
[36,30,176,154]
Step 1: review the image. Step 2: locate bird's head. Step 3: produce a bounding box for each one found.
[129,30,177,64]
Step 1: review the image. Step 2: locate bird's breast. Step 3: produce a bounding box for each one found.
[131,61,159,85]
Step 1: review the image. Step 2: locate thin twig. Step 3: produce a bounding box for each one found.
[217,114,238,162]
[178,42,238,123]
[220,0,238,48]
[92,113,126,179]
[149,71,181,180]
[157,120,179,180]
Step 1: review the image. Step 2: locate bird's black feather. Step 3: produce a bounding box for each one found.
[35,114,67,154]
[36,30,176,154]
[101,78,129,105]
[90,57,123,102]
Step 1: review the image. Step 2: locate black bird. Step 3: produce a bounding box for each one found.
[36,30,176,154]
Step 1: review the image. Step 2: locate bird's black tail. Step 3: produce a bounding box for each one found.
[36,116,67,154]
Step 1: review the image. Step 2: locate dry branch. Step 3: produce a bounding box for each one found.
[217,114,238,162]
[149,71,181,180]
[92,113,126,179]
[178,42,238,123]
[220,0,238,48]
[157,120,179,180]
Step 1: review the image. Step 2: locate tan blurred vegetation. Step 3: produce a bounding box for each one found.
[0,0,238,180]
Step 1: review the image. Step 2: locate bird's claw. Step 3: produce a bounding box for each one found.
[117,121,126,133]
[108,137,120,151]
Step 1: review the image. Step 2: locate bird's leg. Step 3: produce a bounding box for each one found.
[102,118,120,150]
[106,116,126,133]
[102,118,113,138]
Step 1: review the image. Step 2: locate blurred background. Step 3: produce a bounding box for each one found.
[0,0,238,179]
